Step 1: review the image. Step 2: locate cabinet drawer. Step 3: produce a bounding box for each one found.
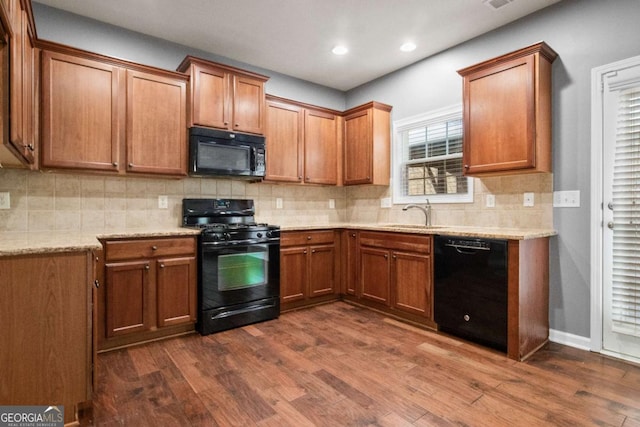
[281,230,335,247]
[104,237,196,261]
[359,231,431,254]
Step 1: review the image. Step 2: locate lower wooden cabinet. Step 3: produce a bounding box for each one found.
[98,236,197,350]
[280,230,340,310]
[348,230,434,325]
[0,250,95,425]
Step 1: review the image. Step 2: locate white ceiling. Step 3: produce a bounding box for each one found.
[33,0,561,91]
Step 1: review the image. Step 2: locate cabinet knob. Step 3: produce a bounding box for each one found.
[384,254,388,259]
[303,250,308,254]
[306,176,310,181]
[112,162,118,167]
[128,163,134,168]
[235,123,239,127]
[351,233,356,238]
[145,264,150,270]
[23,144,34,151]
[307,236,312,240]
[464,164,470,169]
[224,121,229,126]
[312,249,316,254]
[94,279,100,288]
[159,263,165,268]
[151,245,158,250]
[393,255,397,259]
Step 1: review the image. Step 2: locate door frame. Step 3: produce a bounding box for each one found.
[590,54,640,360]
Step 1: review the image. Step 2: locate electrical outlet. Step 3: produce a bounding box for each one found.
[276,197,283,209]
[486,194,495,208]
[523,192,535,207]
[329,199,335,209]
[553,190,580,208]
[158,195,168,209]
[0,192,10,209]
[380,197,392,208]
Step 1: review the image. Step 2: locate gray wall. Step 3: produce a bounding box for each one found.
[32,0,640,339]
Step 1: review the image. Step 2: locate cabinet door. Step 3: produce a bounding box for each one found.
[344,109,372,185]
[463,55,535,174]
[265,100,303,182]
[105,260,152,337]
[392,251,432,318]
[232,75,265,134]
[7,1,35,164]
[280,246,307,303]
[308,244,336,297]
[41,50,121,171]
[360,247,390,305]
[156,256,197,327]
[344,230,358,296]
[126,70,187,176]
[304,109,337,185]
[191,64,229,129]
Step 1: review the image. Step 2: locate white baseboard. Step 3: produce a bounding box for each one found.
[549,328,591,351]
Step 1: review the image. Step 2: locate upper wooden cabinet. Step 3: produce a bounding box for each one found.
[458,42,557,176]
[1,0,37,167]
[265,95,341,185]
[40,43,188,176]
[343,101,392,185]
[177,56,269,135]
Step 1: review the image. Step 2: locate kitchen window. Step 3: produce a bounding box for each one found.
[392,105,473,204]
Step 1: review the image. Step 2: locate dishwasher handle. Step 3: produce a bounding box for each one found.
[444,243,491,254]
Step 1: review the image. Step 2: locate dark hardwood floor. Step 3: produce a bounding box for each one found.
[92,302,640,426]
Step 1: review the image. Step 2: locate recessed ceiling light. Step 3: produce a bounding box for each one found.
[400,42,416,52]
[332,45,348,55]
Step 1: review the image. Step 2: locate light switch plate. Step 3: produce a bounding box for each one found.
[158,195,168,209]
[0,192,10,209]
[553,190,580,208]
[276,197,283,209]
[523,192,535,207]
[329,199,335,209]
[486,194,495,208]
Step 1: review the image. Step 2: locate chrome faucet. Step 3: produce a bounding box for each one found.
[402,200,432,226]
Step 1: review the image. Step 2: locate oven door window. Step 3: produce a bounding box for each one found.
[218,250,267,291]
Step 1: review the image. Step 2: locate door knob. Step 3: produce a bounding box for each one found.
[608,222,615,229]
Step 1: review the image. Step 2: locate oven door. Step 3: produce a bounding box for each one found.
[199,241,280,311]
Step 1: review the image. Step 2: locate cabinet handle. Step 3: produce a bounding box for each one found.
[112,162,118,167]
[94,279,100,288]
[151,245,158,250]
[159,263,165,268]
[144,265,150,270]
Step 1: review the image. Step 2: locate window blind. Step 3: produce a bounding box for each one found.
[400,117,467,197]
[612,86,640,337]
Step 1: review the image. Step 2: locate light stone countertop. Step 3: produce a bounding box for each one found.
[0,227,201,257]
[280,223,557,240]
[0,223,556,257]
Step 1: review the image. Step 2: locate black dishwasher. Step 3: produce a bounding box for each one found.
[434,235,508,352]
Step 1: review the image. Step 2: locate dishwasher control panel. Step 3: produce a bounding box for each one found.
[442,238,492,250]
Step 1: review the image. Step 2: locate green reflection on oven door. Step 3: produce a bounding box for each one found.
[218,252,268,291]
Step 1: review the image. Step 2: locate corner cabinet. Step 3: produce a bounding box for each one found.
[343,102,392,185]
[178,56,268,135]
[280,230,340,311]
[265,95,341,185]
[98,236,197,351]
[458,42,557,176]
[40,43,188,176]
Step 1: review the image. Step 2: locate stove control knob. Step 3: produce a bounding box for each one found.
[256,232,263,238]
[223,233,230,240]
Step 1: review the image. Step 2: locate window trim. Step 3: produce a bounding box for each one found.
[392,104,473,205]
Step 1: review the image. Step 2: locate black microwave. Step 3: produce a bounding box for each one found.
[189,127,266,179]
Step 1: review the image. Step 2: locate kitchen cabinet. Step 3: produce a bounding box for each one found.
[280,230,340,310]
[343,101,392,185]
[265,95,341,185]
[349,230,434,325]
[98,236,197,350]
[40,42,188,176]
[0,250,96,425]
[458,42,557,176]
[178,56,268,135]
[2,0,36,166]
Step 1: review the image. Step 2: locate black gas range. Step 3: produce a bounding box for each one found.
[182,198,280,335]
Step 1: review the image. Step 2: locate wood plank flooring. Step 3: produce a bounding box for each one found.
[91,302,640,426]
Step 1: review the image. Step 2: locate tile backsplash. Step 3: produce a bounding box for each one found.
[0,168,552,232]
